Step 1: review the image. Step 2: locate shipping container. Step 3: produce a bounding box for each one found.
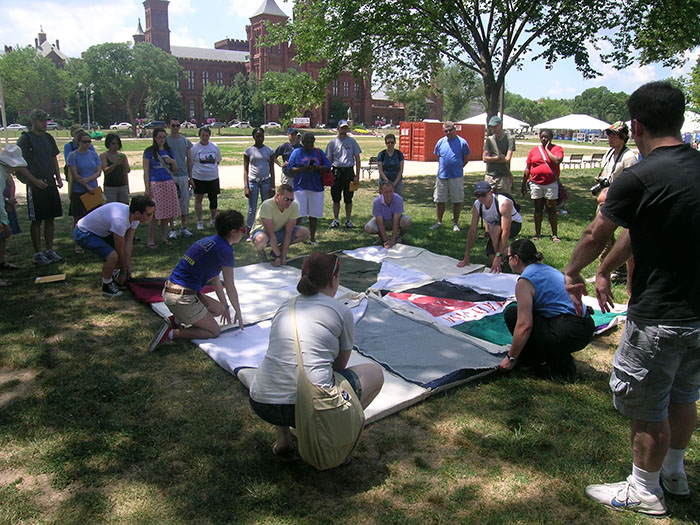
[401,121,485,162]
[398,122,413,160]
[456,123,485,162]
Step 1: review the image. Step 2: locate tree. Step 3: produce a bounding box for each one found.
[258,69,325,121]
[227,73,263,124]
[269,0,621,120]
[504,92,542,126]
[571,87,629,123]
[328,97,347,125]
[82,42,181,135]
[0,46,59,121]
[146,83,185,122]
[437,63,483,121]
[202,84,234,122]
[386,81,434,121]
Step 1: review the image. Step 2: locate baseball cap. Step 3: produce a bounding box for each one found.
[488,115,502,127]
[338,119,349,128]
[474,180,492,194]
[29,108,48,122]
[287,128,299,135]
[606,121,628,135]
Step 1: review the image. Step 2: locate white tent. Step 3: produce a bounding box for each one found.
[681,110,700,134]
[534,114,610,131]
[459,112,529,129]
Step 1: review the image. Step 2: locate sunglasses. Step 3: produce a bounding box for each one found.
[475,192,487,198]
[171,124,180,128]
[282,196,294,202]
[80,140,92,144]
[333,254,340,276]
[444,128,455,133]
[385,141,395,144]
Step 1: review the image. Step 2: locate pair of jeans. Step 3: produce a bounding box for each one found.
[246,177,272,229]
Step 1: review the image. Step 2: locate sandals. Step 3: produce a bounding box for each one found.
[0,262,19,270]
[551,235,561,243]
[74,246,84,254]
[147,242,157,249]
[0,278,10,287]
[531,235,541,241]
[163,240,173,246]
[271,442,298,463]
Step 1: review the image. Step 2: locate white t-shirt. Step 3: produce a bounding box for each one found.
[249,293,355,405]
[601,147,637,183]
[244,145,275,181]
[191,142,222,181]
[473,194,522,227]
[76,202,139,237]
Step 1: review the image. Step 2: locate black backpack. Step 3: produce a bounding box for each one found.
[479,192,521,220]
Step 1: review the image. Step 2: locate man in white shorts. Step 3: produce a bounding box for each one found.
[431,121,470,232]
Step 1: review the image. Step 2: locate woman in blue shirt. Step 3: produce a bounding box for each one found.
[67,130,102,253]
[377,133,404,195]
[500,239,594,379]
[143,127,180,247]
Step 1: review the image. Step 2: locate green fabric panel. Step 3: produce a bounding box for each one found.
[453,313,513,346]
[286,253,381,292]
[592,310,624,327]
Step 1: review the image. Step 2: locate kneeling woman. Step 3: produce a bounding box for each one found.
[249,253,384,461]
[501,239,594,378]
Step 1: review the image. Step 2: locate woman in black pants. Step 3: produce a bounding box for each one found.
[500,239,594,379]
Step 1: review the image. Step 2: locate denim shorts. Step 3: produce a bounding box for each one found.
[73,227,115,260]
[611,318,700,422]
[251,225,301,246]
[249,368,362,428]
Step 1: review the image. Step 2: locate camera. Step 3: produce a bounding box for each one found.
[590,176,610,196]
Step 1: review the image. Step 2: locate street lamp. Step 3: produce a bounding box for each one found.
[78,82,94,130]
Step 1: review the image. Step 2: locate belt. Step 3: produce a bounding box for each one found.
[164,282,197,295]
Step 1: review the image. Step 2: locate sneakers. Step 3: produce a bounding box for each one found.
[345,220,354,228]
[44,249,62,262]
[147,321,173,352]
[209,219,215,227]
[661,471,690,499]
[33,252,52,265]
[168,229,178,240]
[196,221,204,231]
[307,240,319,246]
[330,219,340,228]
[180,228,193,237]
[102,281,124,298]
[452,223,460,232]
[585,476,667,517]
[429,222,442,231]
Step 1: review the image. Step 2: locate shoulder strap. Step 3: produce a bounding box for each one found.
[289,296,313,388]
[488,135,501,155]
[155,150,174,179]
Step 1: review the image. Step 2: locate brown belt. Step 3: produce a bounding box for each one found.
[164,282,197,295]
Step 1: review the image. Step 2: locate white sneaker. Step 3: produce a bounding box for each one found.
[168,230,178,240]
[33,252,51,265]
[345,220,354,228]
[209,219,215,227]
[196,221,204,231]
[44,249,62,262]
[330,219,340,228]
[585,476,667,516]
[452,223,461,232]
[180,228,193,237]
[661,470,690,498]
[429,222,442,231]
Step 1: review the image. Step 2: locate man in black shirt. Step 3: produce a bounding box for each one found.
[565,82,700,517]
[273,128,301,187]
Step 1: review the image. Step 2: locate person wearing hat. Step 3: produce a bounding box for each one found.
[16,108,64,265]
[274,128,302,187]
[431,121,470,232]
[326,119,361,228]
[483,115,516,193]
[457,180,522,273]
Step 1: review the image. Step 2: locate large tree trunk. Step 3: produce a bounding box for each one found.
[482,74,501,121]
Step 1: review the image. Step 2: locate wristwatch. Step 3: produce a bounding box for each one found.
[495,252,502,258]
[507,355,517,363]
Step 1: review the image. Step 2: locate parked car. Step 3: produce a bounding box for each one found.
[7,123,28,131]
[110,122,132,130]
[143,120,166,129]
[261,122,281,129]
[46,121,62,130]
[209,122,226,129]
[379,123,396,129]
[181,121,197,129]
[230,120,250,128]
[88,130,104,141]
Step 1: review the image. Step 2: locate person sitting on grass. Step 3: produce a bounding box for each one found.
[499,239,594,380]
[457,180,522,273]
[73,194,155,298]
[251,184,309,266]
[364,180,411,248]
[248,252,384,463]
[148,210,246,351]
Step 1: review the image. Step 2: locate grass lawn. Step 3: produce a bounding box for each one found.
[1,168,698,524]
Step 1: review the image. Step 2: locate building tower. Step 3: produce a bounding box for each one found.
[133,18,146,44]
[246,0,289,81]
[143,0,171,53]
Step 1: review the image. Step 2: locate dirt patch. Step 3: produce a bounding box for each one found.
[0,468,69,513]
[0,368,39,410]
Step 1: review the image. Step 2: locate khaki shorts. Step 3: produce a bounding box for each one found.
[163,288,208,325]
[484,174,513,193]
[530,181,559,200]
[433,177,464,203]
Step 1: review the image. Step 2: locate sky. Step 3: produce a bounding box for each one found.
[1,0,697,101]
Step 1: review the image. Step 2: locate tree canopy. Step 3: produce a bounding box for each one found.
[0,46,59,122]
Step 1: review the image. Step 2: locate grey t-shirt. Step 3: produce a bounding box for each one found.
[245,145,275,181]
[484,133,516,178]
[249,293,355,405]
[166,134,193,178]
[325,136,362,168]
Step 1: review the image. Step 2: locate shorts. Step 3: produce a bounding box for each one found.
[433,177,464,203]
[7,208,21,234]
[610,318,700,422]
[364,215,410,233]
[529,180,559,200]
[104,185,130,205]
[173,176,191,215]
[485,220,522,256]
[150,179,181,220]
[330,166,355,203]
[193,178,221,196]
[484,174,513,193]
[294,189,324,218]
[162,284,209,326]
[27,184,62,221]
[69,192,89,219]
[73,227,115,260]
[248,367,362,427]
[251,225,301,246]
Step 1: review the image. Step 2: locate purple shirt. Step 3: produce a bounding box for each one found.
[372,193,404,222]
[168,235,234,292]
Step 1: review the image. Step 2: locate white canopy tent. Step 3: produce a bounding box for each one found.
[534,114,610,131]
[459,112,529,129]
[681,110,700,134]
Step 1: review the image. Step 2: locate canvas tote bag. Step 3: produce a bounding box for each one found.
[290,296,365,470]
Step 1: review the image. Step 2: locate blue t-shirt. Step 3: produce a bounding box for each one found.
[287,147,329,192]
[168,235,235,292]
[377,149,404,182]
[434,136,470,179]
[519,263,582,318]
[67,149,101,194]
[143,148,174,182]
[63,140,95,163]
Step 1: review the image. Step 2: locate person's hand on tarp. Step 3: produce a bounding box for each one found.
[564,272,587,316]
[595,271,615,313]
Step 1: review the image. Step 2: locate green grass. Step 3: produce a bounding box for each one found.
[1,168,698,524]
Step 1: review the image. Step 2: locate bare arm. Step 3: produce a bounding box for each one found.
[279,218,296,264]
[220,266,243,329]
[143,158,151,197]
[354,154,361,181]
[261,217,282,260]
[500,279,534,370]
[333,349,352,371]
[595,228,633,312]
[394,159,404,187]
[243,154,250,197]
[457,204,481,267]
[53,156,63,188]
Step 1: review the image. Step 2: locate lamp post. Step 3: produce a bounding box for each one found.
[78,82,94,130]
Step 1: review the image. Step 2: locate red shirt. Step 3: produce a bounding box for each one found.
[526,144,563,185]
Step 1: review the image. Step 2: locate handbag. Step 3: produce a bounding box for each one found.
[538,145,568,203]
[316,149,334,186]
[290,296,365,470]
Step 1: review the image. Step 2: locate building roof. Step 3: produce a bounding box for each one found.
[171,45,249,63]
[38,40,68,63]
[251,0,288,19]
[134,19,145,36]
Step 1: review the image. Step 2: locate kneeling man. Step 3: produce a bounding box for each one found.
[365,180,411,248]
[251,184,309,266]
[457,180,522,273]
[73,194,155,297]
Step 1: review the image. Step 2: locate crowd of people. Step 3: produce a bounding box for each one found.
[2,81,699,516]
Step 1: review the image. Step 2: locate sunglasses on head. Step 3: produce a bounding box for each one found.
[236,226,247,233]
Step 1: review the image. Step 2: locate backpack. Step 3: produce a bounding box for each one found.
[479,193,521,220]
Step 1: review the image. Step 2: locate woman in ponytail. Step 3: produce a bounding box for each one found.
[500,239,594,380]
[248,252,384,462]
